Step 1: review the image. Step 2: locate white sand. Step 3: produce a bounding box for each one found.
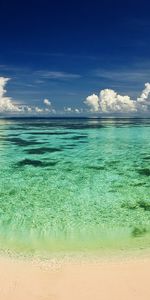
[0,254,150,300]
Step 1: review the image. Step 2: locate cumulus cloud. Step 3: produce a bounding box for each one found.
[84,83,150,113]
[75,108,80,113]
[84,94,99,112]
[64,107,81,113]
[44,98,51,106]
[64,107,72,112]
[35,107,43,113]
[0,77,22,112]
[137,83,150,103]
[99,89,136,112]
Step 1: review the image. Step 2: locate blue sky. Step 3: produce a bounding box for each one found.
[0,0,150,115]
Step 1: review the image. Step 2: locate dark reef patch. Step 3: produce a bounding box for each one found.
[122,200,150,211]
[77,140,88,143]
[7,133,20,137]
[17,159,58,167]
[113,184,123,188]
[65,167,73,172]
[117,172,124,175]
[86,165,105,170]
[6,137,41,147]
[64,146,76,149]
[17,159,44,167]
[27,131,73,135]
[108,189,116,193]
[130,182,146,187]
[106,160,119,167]
[137,168,150,176]
[63,143,79,149]
[44,161,58,167]
[66,144,78,147]
[121,202,138,210]
[25,147,63,154]
[138,200,150,211]
[143,156,150,160]
[71,135,88,140]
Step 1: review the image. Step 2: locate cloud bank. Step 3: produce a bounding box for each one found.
[1,76,150,115]
[0,77,55,114]
[84,83,150,113]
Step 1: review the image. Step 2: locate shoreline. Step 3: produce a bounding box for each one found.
[0,250,150,300]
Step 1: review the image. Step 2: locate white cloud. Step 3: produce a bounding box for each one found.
[64,107,81,113]
[44,98,51,106]
[0,77,56,114]
[26,106,32,112]
[36,70,81,80]
[93,69,150,83]
[137,82,150,103]
[84,83,150,113]
[35,107,43,113]
[84,94,99,112]
[99,89,136,112]
[0,77,23,112]
[75,108,80,113]
[2,75,150,116]
[64,107,72,112]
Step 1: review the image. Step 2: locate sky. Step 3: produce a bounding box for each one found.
[0,0,150,116]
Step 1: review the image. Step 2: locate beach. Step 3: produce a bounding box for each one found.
[0,254,150,300]
[1,0,150,296]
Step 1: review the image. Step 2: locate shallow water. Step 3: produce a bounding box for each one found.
[0,118,150,254]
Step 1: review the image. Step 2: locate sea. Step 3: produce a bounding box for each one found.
[0,117,150,255]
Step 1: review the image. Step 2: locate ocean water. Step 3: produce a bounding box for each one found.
[0,118,150,255]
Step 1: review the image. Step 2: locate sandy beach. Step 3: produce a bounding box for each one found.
[0,254,150,300]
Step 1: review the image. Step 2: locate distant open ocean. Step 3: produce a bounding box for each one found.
[0,118,150,255]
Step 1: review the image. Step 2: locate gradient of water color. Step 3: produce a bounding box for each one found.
[0,118,150,254]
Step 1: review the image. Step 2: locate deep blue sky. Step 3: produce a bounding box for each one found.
[1,0,150,110]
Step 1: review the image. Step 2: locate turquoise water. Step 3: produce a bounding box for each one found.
[0,118,150,254]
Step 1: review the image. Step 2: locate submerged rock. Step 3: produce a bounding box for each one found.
[131,226,147,237]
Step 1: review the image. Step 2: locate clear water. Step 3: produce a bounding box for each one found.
[0,118,150,254]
